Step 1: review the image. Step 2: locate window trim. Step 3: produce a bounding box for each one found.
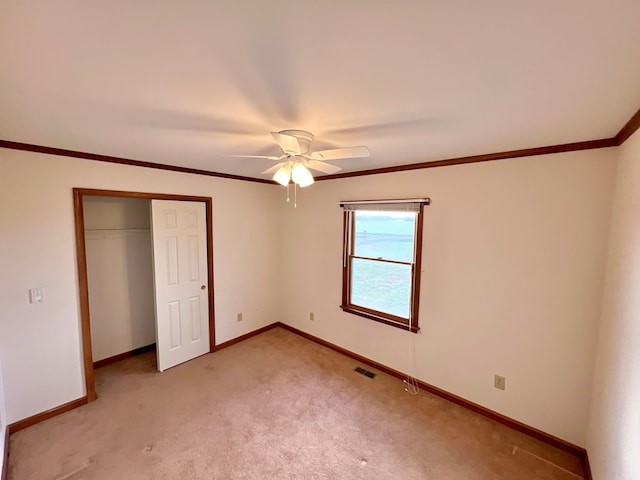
[340,200,427,333]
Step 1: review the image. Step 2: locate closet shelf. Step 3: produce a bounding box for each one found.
[85,228,150,232]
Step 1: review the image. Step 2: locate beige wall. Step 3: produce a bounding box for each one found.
[587,129,640,479]
[0,148,282,424]
[0,142,624,450]
[280,148,617,445]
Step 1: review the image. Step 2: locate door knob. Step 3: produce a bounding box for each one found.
[201,285,206,290]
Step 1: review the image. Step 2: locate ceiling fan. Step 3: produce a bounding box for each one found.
[232,129,370,186]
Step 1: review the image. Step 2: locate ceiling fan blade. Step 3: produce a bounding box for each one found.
[305,160,342,174]
[271,132,302,155]
[227,154,284,160]
[261,162,287,175]
[310,146,370,161]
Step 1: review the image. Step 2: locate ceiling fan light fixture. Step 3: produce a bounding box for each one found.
[291,163,314,187]
[273,165,292,186]
[236,129,370,190]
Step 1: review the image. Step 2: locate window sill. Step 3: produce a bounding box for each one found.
[340,305,419,333]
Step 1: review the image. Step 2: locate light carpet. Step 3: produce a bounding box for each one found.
[8,327,585,479]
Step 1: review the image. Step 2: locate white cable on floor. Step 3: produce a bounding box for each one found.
[403,376,419,395]
[404,322,419,395]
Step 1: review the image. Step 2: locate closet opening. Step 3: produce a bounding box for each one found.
[73,189,215,402]
[83,195,157,374]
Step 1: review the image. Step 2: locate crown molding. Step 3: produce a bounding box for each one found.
[316,138,616,181]
[614,106,640,145]
[1,106,639,183]
[0,140,275,184]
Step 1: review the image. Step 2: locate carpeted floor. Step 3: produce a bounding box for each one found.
[8,327,585,479]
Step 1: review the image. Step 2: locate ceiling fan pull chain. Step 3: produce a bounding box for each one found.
[294,183,298,208]
[286,183,290,203]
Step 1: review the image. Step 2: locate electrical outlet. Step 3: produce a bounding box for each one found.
[494,374,506,390]
[237,312,243,322]
[310,312,315,321]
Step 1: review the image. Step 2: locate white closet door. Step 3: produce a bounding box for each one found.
[151,200,210,371]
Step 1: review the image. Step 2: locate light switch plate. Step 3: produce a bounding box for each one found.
[29,287,44,303]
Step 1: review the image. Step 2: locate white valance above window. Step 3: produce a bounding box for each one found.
[339,198,430,212]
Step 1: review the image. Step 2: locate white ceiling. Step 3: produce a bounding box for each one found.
[1,1,639,180]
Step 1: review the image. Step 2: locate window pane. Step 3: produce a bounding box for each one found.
[354,211,415,262]
[351,257,411,319]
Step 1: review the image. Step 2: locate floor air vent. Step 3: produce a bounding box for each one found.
[354,366,376,379]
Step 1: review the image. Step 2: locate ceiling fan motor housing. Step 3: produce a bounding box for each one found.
[279,129,314,154]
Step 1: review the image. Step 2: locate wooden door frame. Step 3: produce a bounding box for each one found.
[73,188,216,402]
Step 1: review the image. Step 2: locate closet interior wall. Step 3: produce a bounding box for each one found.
[83,196,156,363]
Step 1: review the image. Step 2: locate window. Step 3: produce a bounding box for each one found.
[341,199,429,333]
